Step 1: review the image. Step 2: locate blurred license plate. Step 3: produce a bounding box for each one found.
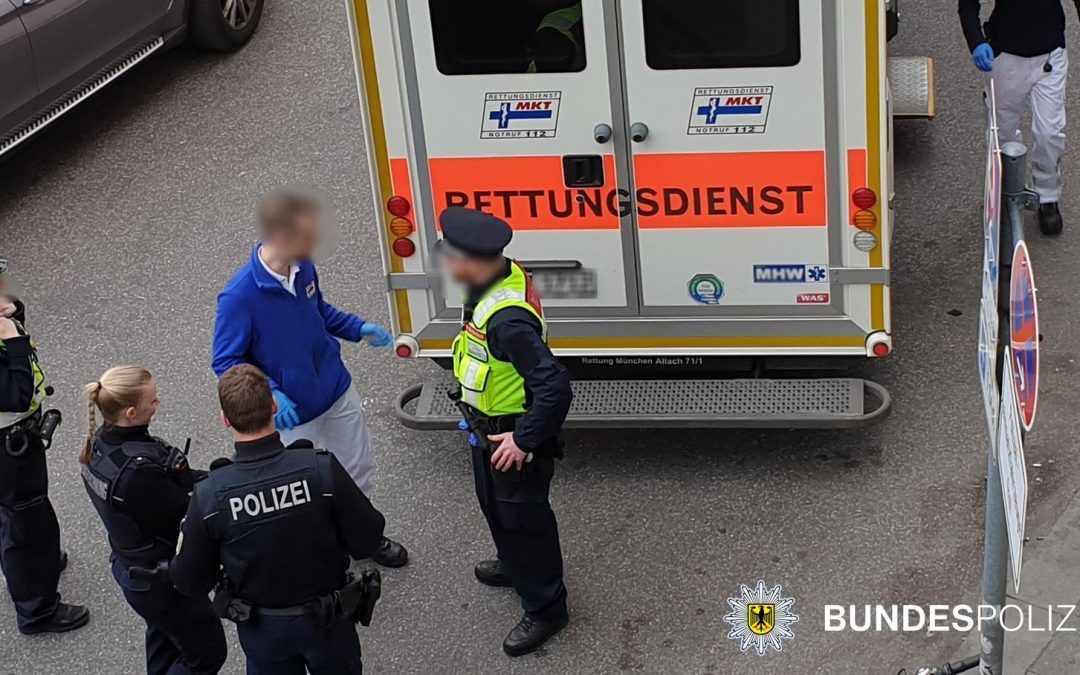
[531,268,598,299]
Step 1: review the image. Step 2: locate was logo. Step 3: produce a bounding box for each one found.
[723,581,799,655]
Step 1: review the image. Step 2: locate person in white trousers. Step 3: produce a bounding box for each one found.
[960,0,1080,235]
[212,189,408,567]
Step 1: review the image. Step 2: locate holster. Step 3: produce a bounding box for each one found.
[336,570,382,627]
[212,580,253,624]
[451,393,529,484]
[1,408,61,457]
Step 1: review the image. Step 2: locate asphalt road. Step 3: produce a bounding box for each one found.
[3,1,1080,674]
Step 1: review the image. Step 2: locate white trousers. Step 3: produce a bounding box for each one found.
[280,386,376,497]
[992,48,1068,203]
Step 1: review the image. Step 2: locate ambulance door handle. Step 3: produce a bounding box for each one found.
[630,122,649,143]
[593,124,612,144]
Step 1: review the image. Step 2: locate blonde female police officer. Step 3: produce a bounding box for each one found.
[81,366,226,674]
[0,257,89,635]
[439,207,572,656]
[960,0,1080,235]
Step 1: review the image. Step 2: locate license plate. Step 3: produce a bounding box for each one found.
[531,268,598,299]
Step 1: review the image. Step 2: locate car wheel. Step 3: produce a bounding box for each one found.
[189,0,264,51]
[886,0,899,42]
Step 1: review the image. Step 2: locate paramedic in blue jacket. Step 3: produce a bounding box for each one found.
[211,190,407,568]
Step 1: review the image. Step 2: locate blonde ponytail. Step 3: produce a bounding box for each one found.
[80,366,153,465]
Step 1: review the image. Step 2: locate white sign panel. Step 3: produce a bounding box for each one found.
[996,349,1027,593]
[978,83,1003,440]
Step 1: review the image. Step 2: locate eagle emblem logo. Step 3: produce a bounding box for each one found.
[724,581,798,655]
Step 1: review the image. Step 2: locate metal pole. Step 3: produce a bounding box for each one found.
[979,141,1029,675]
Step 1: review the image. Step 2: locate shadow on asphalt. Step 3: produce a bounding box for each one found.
[0,46,220,203]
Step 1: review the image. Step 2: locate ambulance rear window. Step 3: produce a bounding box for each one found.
[642,0,801,70]
[428,1,586,75]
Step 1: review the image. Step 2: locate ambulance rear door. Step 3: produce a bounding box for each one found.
[405,1,637,320]
[619,1,861,328]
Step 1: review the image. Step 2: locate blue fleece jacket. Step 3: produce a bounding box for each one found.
[212,245,366,424]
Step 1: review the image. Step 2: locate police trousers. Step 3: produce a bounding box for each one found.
[0,434,62,629]
[471,443,568,622]
[992,48,1068,203]
[237,614,362,675]
[111,558,227,675]
[281,386,376,497]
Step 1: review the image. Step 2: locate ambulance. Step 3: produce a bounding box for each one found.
[346,0,934,429]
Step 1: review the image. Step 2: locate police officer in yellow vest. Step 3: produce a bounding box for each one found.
[0,258,90,634]
[438,208,572,656]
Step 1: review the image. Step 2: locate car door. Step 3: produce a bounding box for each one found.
[18,0,168,105]
[0,0,37,136]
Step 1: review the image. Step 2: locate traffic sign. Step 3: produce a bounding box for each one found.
[996,349,1027,593]
[983,105,1002,295]
[977,93,1003,440]
[1009,242,1039,431]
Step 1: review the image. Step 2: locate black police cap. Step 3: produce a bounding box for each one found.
[438,207,513,258]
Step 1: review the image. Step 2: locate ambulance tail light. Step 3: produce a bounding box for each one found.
[389,218,414,237]
[852,187,877,210]
[866,332,892,358]
[394,334,419,359]
[387,196,411,217]
[853,210,878,231]
[392,237,416,258]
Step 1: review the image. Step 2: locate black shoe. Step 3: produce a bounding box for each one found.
[474,560,513,588]
[19,603,90,635]
[502,614,569,657]
[1039,202,1064,236]
[370,536,408,568]
[59,550,68,573]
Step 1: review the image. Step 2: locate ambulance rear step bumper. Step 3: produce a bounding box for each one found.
[888,56,936,118]
[395,378,891,430]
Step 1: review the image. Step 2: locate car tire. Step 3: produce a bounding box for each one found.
[886,0,899,42]
[189,0,264,52]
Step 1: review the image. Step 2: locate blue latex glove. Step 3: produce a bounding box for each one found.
[360,322,393,348]
[457,419,481,449]
[272,390,301,431]
[972,43,995,73]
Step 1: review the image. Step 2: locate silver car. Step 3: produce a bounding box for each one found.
[0,0,264,157]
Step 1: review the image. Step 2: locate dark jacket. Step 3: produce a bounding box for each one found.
[960,0,1080,57]
[466,262,573,454]
[0,298,35,417]
[170,434,385,608]
[82,424,199,566]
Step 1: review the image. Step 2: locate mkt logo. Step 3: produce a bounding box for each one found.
[753,264,829,284]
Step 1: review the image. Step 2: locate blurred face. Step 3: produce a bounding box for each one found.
[123,380,160,427]
[268,210,320,261]
[443,254,503,288]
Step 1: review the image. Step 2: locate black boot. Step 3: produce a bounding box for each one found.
[19,603,90,635]
[370,536,408,568]
[474,560,513,588]
[502,614,569,656]
[1039,202,1064,236]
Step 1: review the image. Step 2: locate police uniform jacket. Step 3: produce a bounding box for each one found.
[170,433,385,608]
[0,299,33,420]
[82,425,199,568]
[465,261,572,456]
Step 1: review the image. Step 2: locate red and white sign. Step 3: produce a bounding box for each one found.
[796,293,830,304]
[1009,241,1039,431]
